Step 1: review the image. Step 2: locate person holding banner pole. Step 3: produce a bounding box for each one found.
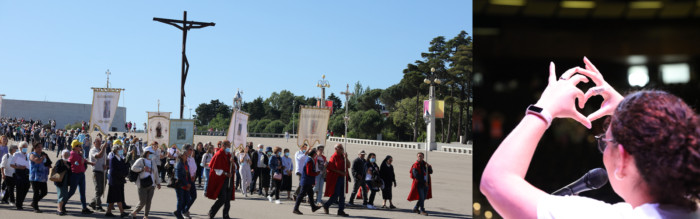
[322,143,351,217]
[206,140,235,219]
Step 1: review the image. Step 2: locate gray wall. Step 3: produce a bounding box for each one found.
[1,99,127,132]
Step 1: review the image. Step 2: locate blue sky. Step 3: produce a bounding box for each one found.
[0,1,472,128]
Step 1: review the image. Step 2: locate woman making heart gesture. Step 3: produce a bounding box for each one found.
[481,57,700,218]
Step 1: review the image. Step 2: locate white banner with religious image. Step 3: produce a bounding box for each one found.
[297,107,331,148]
[147,111,171,147]
[89,88,122,135]
[227,109,249,151]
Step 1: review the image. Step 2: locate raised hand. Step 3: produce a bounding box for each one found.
[535,62,592,128]
[561,57,624,122]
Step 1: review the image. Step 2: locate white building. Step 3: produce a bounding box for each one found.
[1,98,127,132]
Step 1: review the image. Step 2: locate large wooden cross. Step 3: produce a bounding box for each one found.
[153,11,215,119]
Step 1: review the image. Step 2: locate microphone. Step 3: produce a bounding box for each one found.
[552,168,608,196]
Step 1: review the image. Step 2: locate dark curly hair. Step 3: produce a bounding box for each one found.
[610,90,700,211]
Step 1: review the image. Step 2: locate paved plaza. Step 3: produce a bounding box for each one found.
[0,134,471,218]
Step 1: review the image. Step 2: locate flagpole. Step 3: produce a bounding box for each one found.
[229,109,238,191]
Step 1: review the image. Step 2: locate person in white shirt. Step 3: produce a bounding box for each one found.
[293,144,308,200]
[130,144,162,219]
[0,145,18,204]
[480,58,700,219]
[88,138,108,212]
[9,141,30,210]
[281,148,294,200]
[238,146,252,197]
[201,145,214,196]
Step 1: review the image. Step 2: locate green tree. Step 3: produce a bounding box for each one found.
[390,95,426,140]
[242,97,265,121]
[328,113,345,137]
[446,30,473,142]
[207,113,231,131]
[264,120,286,133]
[194,100,232,126]
[253,119,271,133]
[349,110,383,139]
[357,88,383,111]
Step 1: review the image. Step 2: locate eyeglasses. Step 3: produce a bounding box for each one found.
[594,133,615,153]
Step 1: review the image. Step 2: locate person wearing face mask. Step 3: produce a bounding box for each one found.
[293,144,308,201]
[249,144,264,196]
[129,144,162,219]
[363,153,381,210]
[379,155,396,209]
[9,141,30,210]
[260,147,272,198]
[281,148,293,200]
[29,141,51,213]
[105,144,129,218]
[237,146,252,197]
[1,145,18,205]
[206,140,236,219]
[65,139,94,214]
[268,146,284,204]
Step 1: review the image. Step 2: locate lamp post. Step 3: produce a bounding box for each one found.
[317,75,330,107]
[423,67,441,152]
[292,100,296,135]
[423,111,431,162]
[340,84,353,193]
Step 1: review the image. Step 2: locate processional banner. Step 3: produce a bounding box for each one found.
[90,88,122,135]
[227,109,249,151]
[297,107,331,148]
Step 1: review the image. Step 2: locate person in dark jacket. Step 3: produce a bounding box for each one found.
[379,155,396,209]
[55,149,72,215]
[105,145,129,218]
[248,143,261,195]
[293,148,321,215]
[364,153,381,210]
[260,147,272,197]
[268,147,284,203]
[348,150,367,206]
[194,142,205,187]
[174,147,193,219]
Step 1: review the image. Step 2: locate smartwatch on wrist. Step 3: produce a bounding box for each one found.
[526,104,552,127]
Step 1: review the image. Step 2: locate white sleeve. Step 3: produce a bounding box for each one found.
[537,195,630,219]
[8,155,16,166]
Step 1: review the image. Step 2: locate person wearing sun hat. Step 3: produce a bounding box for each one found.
[129,143,162,219]
[65,139,94,214]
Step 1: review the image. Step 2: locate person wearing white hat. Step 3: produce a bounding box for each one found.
[129,144,161,219]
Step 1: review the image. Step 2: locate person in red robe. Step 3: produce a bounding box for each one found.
[407,152,433,216]
[322,143,351,217]
[206,140,236,219]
